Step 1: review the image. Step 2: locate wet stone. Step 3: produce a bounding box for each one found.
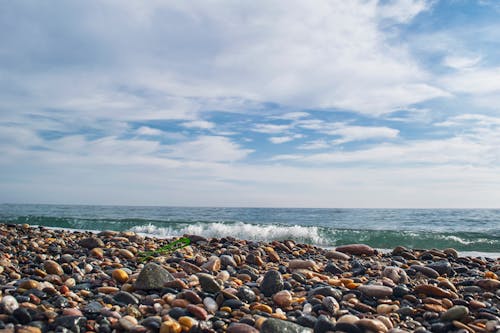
[13,308,32,325]
[79,237,104,249]
[134,263,175,290]
[260,270,284,297]
[427,260,452,276]
[113,291,139,305]
[261,318,314,333]
[227,323,259,333]
[237,286,257,303]
[441,305,469,322]
[197,273,223,293]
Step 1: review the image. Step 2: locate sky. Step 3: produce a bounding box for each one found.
[1,0,500,208]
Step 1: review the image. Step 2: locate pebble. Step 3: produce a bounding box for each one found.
[260,270,284,297]
[335,244,375,255]
[1,295,19,314]
[261,318,313,333]
[134,263,174,290]
[273,290,292,307]
[227,323,259,333]
[441,305,469,321]
[197,273,223,293]
[43,260,63,275]
[358,284,393,298]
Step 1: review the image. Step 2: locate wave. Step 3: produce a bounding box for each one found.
[2,215,498,253]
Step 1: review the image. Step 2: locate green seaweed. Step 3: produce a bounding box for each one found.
[137,237,191,262]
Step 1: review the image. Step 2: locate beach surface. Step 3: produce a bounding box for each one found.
[0,223,499,333]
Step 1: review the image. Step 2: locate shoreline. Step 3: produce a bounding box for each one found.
[0,223,498,332]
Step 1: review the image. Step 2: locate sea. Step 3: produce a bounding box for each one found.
[1,204,499,257]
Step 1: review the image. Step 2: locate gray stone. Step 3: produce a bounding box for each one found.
[113,291,139,305]
[261,318,313,333]
[79,237,104,249]
[260,270,284,297]
[134,263,174,290]
[441,305,469,322]
[197,273,223,293]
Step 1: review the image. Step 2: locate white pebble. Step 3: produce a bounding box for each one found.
[1,295,19,314]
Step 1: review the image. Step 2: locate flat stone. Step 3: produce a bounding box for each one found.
[227,323,259,333]
[441,305,469,322]
[79,237,104,249]
[261,318,313,333]
[113,291,139,305]
[358,284,393,298]
[335,244,374,256]
[134,263,174,290]
[197,273,223,293]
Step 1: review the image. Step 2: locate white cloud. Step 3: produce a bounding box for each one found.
[441,67,500,94]
[443,55,482,70]
[167,136,253,162]
[181,120,216,129]
[136,126,164,136]
[252,123,292,134]
[272,112,310,120]
[328,124,400,144]
[378,0,430,23]
[298,140,330,150]
[269,136,294,144]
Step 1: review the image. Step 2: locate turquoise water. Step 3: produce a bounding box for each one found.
[0,204,499,253]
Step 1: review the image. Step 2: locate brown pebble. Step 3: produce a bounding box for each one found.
[112,269,129,283]
[186,304,208,320]
[335,244,375,256]
[43,260,63,275]
[227,323,259,333]
[19,279,40,290]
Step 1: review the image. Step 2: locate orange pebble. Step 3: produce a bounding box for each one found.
[485,271,498,279]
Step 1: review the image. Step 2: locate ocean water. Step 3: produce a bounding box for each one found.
[0,204,499,254]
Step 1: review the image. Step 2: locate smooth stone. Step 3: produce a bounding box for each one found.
[227,323,259,333]
[186,304,208,320]
[441,305,469,322]
[201,256,221,272]
[237,286,257,303]
[118,249,134,259]
[197,273,223,293]
[324,262,343,275]
[113,291,139,305]
[358,284,393,298]
[13,308,32,325]
[334,323,362,333]
[19,279,40,290]
[140,317,161,331]
[260,270,284,297]
[119,315,138,331]
[443,248,459,258]
[112,269,129,283]
[134,263,174,290]
[273,290,293,307]
[53,316,87,331]
[289,260,316,270]
[220,255,238,267]
[307,286,342,301]
[325,251,350,260]
[297,315,317,328]
[414,284,452,298]
[203,297,218,313]
[43,260,63,275]
[427,261,452,275]
[1,295,19,314]
[322,296,339,313]
[79,237,104,249]
[356,319,388,333]
[411,265,439,279]
[261,318,313,333]
[335,244,375,255]
[477,279,500,290]
[314,315,336,333]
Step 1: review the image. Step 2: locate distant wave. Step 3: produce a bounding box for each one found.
[2,215,498,253]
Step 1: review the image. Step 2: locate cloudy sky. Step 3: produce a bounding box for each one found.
[1,0,500,207]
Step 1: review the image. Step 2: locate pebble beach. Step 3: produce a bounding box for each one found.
[0,223,499,333]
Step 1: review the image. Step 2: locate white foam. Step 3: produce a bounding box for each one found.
[130,222,326,244]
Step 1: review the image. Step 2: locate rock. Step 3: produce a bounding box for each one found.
[308,286,342,300]
[201,256,221,272]
[227,323,259,333]
[322,296,340,313]
[261,318,313,333]
[113,291,139,305]
[119,315,138,331]
[79,237,104,249]
[325,251,350,260]
[427,260,452,276]
[197,273,223,293]
[19,279,40,290]
[477,279,500,290]
[134,263,174,290]
[220,255,237,267]
[203,297,218,313]
[260,270,284,297]
[53,316,87,332]
[118,249,134,260]
[13,308,32,325]
[289,260,316,270]
[1,295,19,314]
[414,284,452,298]
[443,248,459,258]
[43,260,63,275]
[411,265,439,279]
[324,262,343,275]
[356,319,388,333]
[186,304,208,320]
[17,327,42,333]
[112,269,129,283]
[358,284,393,298]
[237,286,257,303]
[314,315,336,333]
[335,244,374,255]
[273,290,292,307]
[383,266,409,284]
[441,305,469,322]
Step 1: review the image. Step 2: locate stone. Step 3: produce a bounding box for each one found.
[477,278,500,290]
[411,265,439,279]
[227,323,259,333]
[289,260,316,270]
[273,290,292,307]
[53,316,87,332]
[322,296,339,313]
[197,273,223,293]
[79,237,104,249]
[186,304,208,320]
[314,315,336,333]
[13,308,32,325]
[220,255,237,267]
[237,286,256,303]
[134,263,174,290]
[358,284,393,298]
[356,319,388,333]
[427,261,452,276]
[113,291,139,305]
[19,279,40,290]
[261,318,313,333]
[414,284,452,298]
[441,305,469,322]
[335,244,374,255]
[43,260,63,275]
[112,269,129,283]
[260,270,284,297]
[119,315,138,331]
[325,251,350,260]
[1,295,19,314]
[202,256,221,272]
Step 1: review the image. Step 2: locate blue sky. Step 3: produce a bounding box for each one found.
[1,0,500,207]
